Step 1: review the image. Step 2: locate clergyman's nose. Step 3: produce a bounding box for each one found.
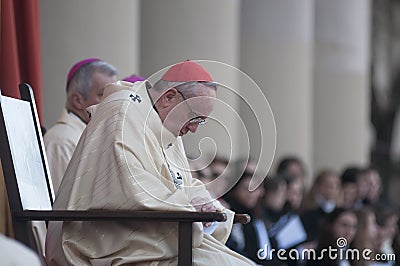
[187,123,199,133]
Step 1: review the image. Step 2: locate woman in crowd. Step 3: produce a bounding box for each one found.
[224,171,267,265]
[340,167,361,209]
[307,208,358,266]
[301,170,341,241]
[277,156,307,186]
[283,174,304,213]
[364,168,383,206]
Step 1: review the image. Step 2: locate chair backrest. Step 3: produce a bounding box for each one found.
[0,83,54,254]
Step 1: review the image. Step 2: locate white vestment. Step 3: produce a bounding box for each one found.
[44,109,86,194]
[45,81,253,265]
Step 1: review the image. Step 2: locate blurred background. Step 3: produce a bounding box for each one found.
[3,0,400,206]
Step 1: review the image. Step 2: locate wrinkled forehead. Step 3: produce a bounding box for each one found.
[186,89,216,114]
[196,85,217,98]
[189,82,217,99]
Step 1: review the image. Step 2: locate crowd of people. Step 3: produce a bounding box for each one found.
[190,155,400,265]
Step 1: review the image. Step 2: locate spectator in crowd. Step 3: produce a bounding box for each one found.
[280,174,310,266]
[244,157,258,174]
[261,175,290,263]
[307,207,358,266]
[224,171,266,264]
[340,166,361,209]
[301,170,341,241]
[355,168,371,209]
[189,156,231,207]
[277,156,307,185]
[364,167,383,206]
[209,156,230,177]
[283,174,304,212]
[44,58,118,193]
[262,176,287,229]
[307,208,358,266]
[200,172,230,208]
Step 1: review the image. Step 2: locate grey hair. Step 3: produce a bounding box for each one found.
[152,80,217,98]
[67,60,118,99]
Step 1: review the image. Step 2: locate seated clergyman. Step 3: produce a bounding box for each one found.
[45,60,254,265]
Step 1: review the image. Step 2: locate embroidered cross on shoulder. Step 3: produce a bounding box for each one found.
[129,94,141,103]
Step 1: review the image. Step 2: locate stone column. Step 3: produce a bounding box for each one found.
[313,0,371,172]
[240,0,315,180]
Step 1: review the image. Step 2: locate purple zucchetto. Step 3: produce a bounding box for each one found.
[122,74,145,84]
[66,58,100,89]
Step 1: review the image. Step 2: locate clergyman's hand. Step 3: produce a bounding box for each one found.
[190,197,216,227]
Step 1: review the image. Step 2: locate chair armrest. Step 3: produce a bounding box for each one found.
[233,213,251,224]
[15,210,227,223]
[16,210,250,224]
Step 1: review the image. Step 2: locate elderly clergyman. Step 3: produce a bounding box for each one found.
[45,60,254,265]
[44,58,117,194]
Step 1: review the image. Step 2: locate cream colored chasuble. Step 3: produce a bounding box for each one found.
[45,81,253,265]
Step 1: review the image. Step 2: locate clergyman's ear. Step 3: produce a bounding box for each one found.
[71,92,85,110]
[161,88,178,108]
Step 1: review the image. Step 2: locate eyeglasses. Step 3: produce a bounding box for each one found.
[176,90,208,126]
